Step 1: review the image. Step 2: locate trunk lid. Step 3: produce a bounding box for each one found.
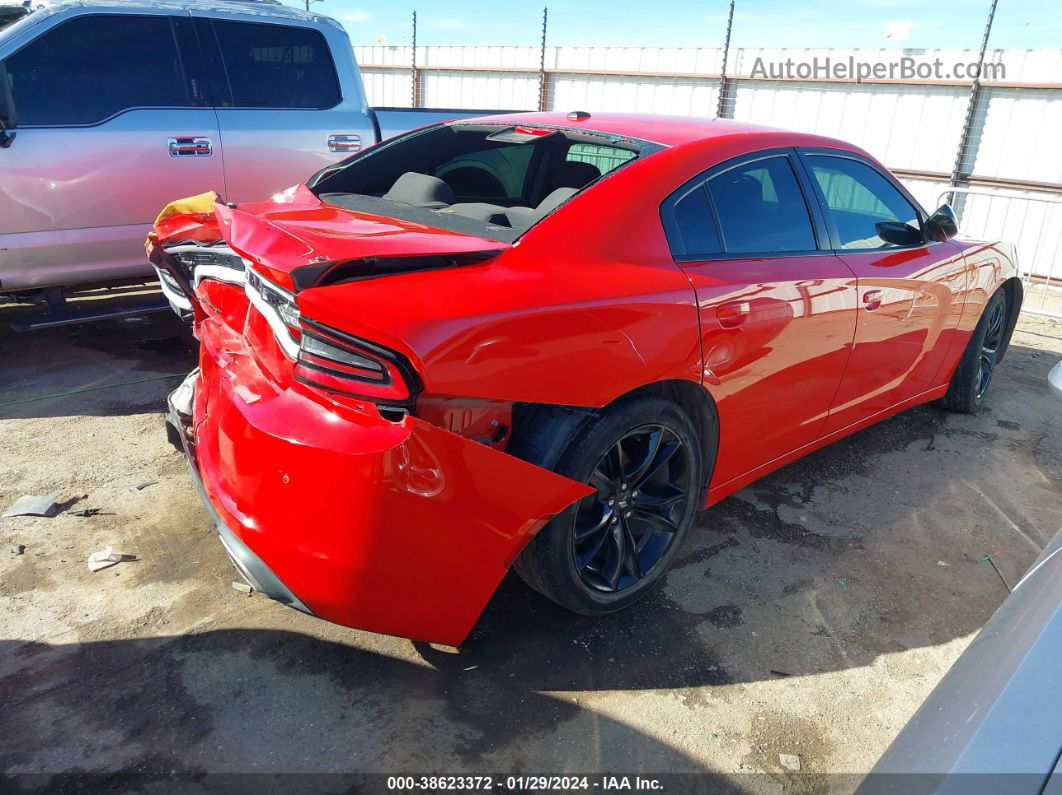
[216,200,508,290]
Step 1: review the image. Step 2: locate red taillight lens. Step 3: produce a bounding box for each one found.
[293,319,420,407]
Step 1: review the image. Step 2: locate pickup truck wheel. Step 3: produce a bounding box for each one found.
[938,289,1008,413]
[513,397,703,616]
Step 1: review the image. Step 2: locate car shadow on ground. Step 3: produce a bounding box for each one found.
[0,631,744,782]
[0,304,197,420]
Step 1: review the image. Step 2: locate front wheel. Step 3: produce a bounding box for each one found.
[513,397,705,615]
[939,288,1008,413]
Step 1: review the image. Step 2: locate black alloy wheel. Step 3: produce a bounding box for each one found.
[573,424,692,593]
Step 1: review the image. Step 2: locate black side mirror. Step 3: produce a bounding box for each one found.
[926,203,959,240]
[876,220,924,247]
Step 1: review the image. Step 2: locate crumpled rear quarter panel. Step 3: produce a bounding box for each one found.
[193,317,592,645]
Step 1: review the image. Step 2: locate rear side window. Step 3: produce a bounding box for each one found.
[808,155,922,249]
[670,185,722,257]
[565,143,636,175]
[3,14,188,126]
[707,156,816,254]
[210,20,340,109]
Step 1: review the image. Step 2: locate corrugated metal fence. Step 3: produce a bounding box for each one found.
[355,45,1062,311]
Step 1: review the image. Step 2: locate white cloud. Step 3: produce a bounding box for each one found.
[335,8,372,24]
[430,17,467,31]
[884,20,914,41]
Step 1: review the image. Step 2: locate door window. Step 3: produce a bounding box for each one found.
[3,14,188,126]
[808,155,922,249]
[210,20,340,109]
[706,156,817,254]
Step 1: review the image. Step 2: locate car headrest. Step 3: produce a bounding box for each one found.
[383,172,456,208]
[554,160,601,189]
[505,187,579,230]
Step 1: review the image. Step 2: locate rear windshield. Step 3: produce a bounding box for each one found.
[308,122,661,242]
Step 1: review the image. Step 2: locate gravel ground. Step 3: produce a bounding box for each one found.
[1,303,1060,793]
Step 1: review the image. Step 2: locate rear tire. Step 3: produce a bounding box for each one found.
[513,396,704,615]
[939,288,1008,413]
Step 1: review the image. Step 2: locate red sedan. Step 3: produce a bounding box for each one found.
[150,112,1022,646]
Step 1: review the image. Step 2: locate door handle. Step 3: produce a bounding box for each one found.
[862,289,883,311]
[327,134,362,153]
[168,136,213,157]
[717,300,751,328]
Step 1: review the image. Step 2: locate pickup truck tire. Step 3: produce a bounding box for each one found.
[513,396,702,615]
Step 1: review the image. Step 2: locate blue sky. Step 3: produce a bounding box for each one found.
[281,0,1059,49]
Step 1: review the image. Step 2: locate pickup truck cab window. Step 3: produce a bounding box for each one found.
[208,19,340,109]
[3,14,188,126]
[806,154,923,249]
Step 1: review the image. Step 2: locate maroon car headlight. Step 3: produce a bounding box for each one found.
[293,318,419,407]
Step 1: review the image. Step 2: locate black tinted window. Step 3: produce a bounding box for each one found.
[670,185,721,257]
[809,156,922,249]
[211,20,339,109]
[4,15,187,126]
[708,156,816,253]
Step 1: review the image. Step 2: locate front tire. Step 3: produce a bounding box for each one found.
[939,288,1008,413]
[513,397,704,615]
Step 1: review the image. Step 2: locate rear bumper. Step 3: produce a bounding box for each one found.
[168,324,590,645]
[166,388,311,615]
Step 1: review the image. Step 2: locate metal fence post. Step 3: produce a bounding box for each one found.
[950,0,999,198]
[411,11,420,109]
[715,0,736,118]
[538,6,549,112]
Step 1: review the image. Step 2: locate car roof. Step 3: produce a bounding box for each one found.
[464,111,855,152]
[2,0,324,24]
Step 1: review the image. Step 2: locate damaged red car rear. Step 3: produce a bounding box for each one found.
[151,113,1021,646]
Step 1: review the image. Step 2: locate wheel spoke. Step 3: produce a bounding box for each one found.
[602,523,625,588]
[576,523,610,570]
[634,484,687,508]
[575,504,614,542]
[588,468,612,495]
[621,517,642,579]
[624,427,662,486]
[605,441,623,487]
[635,439,680,488]
[631,505,680,535]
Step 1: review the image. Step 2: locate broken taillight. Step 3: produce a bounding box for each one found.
[293,318,420,408]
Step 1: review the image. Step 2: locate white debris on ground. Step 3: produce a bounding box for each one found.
[87,545,133,572]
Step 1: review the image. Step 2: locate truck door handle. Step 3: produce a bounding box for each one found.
[862,290,883,311]
[168,137,213,157]
[717,301,750,328]
[328,134,362,153]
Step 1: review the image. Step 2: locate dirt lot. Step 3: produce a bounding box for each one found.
[1,303,1060,792]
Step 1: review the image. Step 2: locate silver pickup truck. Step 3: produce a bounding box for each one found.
[0,0,484,328]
